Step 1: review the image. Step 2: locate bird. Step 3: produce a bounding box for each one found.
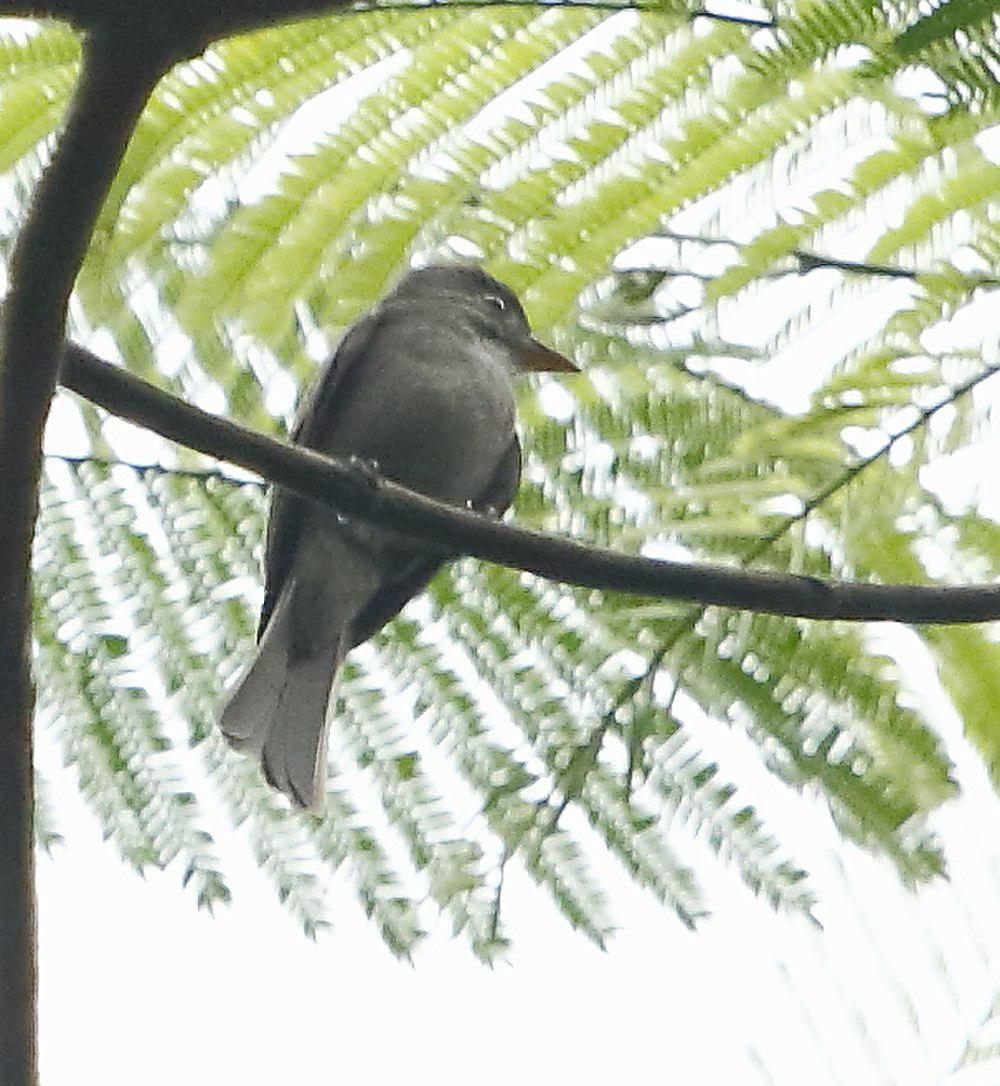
[219,263,577,810]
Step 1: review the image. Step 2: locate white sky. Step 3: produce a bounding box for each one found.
[35,623,1000,1085]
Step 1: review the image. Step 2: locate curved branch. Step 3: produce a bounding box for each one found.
[0,36,169,1086]
[12,0,773,40]
[60,343,1000,625]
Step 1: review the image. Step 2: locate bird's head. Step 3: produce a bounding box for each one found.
[388,264,579,374]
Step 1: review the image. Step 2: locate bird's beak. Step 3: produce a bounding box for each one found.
[517,337,579,373]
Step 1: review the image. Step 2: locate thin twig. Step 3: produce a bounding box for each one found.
[625,650,682,792]
[348,0,776,25]
[794,250,1000,285]
[44,452,268,488]
[488,845,511,943]
[634,234,1000,286]
[614,350,1000,739]
[748,359,1000,561]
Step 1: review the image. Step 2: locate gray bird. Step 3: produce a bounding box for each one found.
[219,264,577,809]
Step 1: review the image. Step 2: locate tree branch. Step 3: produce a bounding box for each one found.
[350,0,775,25]
[9,0,351,50]
[599,357,1000,732]
[624,235,1000,286]
[794,250,1000,285]
[60,342,1000,625]
[11,0,774,40]
[0,35,168,1086]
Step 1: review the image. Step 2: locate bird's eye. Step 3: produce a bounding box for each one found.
[486,294,507,312]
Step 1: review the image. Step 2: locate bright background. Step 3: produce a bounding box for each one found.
[36,624,1000,1084]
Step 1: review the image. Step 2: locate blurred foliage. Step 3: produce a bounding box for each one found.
[2,0,998,978]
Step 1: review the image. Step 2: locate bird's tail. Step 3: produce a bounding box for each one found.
[219,582,346,811]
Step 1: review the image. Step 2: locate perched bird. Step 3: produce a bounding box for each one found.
[220,264,577,809]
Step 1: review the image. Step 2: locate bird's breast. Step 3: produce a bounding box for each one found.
[388,342,516,502]
[315,325,517,508]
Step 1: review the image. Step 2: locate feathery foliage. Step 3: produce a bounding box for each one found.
[3,0,998,992]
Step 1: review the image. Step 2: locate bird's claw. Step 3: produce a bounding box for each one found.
[466,499,501,520]
[348,454,381,489]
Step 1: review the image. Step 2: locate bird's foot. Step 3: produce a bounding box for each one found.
[348,454,381,489]
[466,499,502,520]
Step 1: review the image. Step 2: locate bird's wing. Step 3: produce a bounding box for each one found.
[258,311,523,645]
[478,431,522,516]
[257,315,381,640]
[348,433,522,647]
